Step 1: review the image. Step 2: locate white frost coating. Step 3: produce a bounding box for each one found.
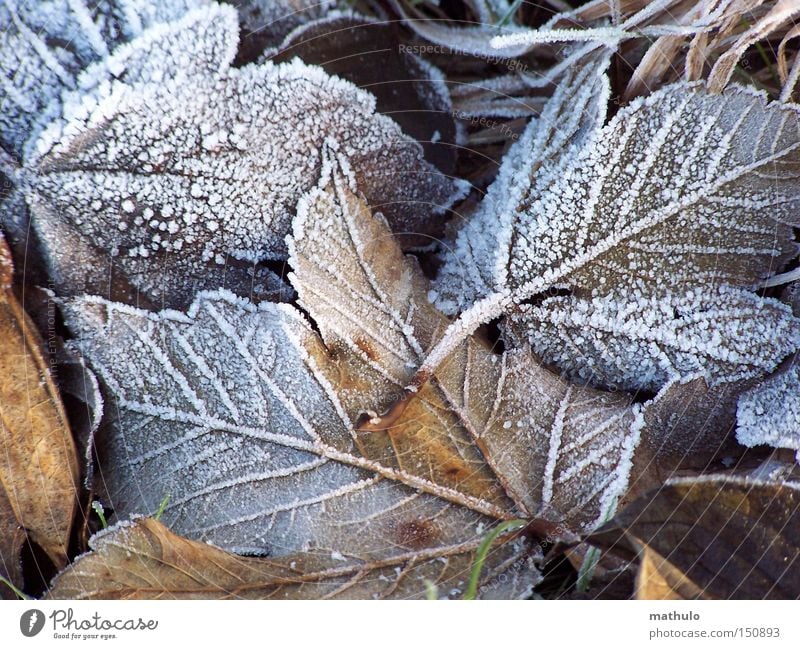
[74,3,238,95]
[423,80,800,388]
[490,26,633,51]
[28,52,462,263]
[737,360,800,460]
[0,0,209,158]
[514,286,800,392]
[434,58,611,314]
[62,290,505,561]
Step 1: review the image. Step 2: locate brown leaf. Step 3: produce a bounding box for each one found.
[270,14,460,178]
[0,235,79,577]
[47,517,541,600]
[631,374,752,484]
[57,159,642,600]
[589,476,800,599]
[634,544,707,600]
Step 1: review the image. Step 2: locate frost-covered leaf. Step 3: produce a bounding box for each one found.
[61,162,642,584]
[270,13,460,175]
[22,8,465,308]
[288,159,643,530]
[435,59,611,314]
[737,358,800,460]
[413,80,800,394]
[47,517,542,600]
[509,286,800,392]
[73,2,238,95]
[590,476,800,599]
[0,0,209,159]
[453,82,800,309]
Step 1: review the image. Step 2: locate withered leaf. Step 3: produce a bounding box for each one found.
[632,374,751,480]
[59,160,642,601]
[434,58,611,315]
[47,517,541,600]
[20,3,465,309]
[634,545,707,600]
[589,476,800,599]
[510,286,800,392]
[419,77,800,398]
[287,156,643,532]
[0,234,78,577]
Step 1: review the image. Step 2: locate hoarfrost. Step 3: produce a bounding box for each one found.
[737,360,800,461]
[510,286,800,392]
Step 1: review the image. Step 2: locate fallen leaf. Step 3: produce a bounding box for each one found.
[0,234,79,578]
[270,13,460,176]
[634,545,706,600]
[434,58,611,315]
[416,76,800,404]
[509,286,800,392]
[58,159,642,602]
[20,5,464,310]
[632,374,750,480]
[47,517,541,599]
[589,476,800,599]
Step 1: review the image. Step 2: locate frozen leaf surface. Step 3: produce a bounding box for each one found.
[510,286,800,392]
[444,82,800,311]
[22,5,464,307]
[435,59,610,314]
[47,517,542,600]
[737,359,800,460]
[0,0,209,158]
[289,160,643,530]
[62,164,642,580]
[412,79,800,400]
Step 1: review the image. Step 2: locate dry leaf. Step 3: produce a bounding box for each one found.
[47,517,541,599]
[589,476,800,599]
[0,234,78,577]
[634,545,707,600]
[12,3,465,309]
[57,159,643,602]
[417,77,800,400]
[510,286,800,392]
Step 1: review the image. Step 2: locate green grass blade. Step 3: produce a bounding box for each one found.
[463,519,526,600]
